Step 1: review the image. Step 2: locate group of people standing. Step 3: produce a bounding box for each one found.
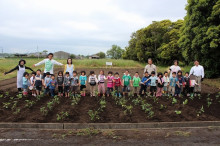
[4,53,205,97]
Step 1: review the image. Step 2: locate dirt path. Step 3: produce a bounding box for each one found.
[0,127,219,145]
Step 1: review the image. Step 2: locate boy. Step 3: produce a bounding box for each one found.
[57,71,64,97]
[22,72,30,96]
[133,72,141,96]
[122,70,132,96]
[163,71,170,96]
[47,74,57,97]
[169,72,179,96]
[43,72,51,95]
[175,70,185,96]
[88,71,98,97]
[139,71,150,95]
[113,72,122,97]
[71,71,79,96]
[147,71,157,96]
[63,72,71,97]
[35,69,44,96]
[183,72,190,96]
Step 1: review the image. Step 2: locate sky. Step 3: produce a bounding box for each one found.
[0,0,187,55]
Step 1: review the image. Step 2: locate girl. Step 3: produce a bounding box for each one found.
[98,70,106,97]
[64,58,75,77]
[156,72,164,97]
[71,71,79,96]
[4,59,33,93]
[43,72,51,95]
[79,71,87,96]
[35,69,44,96]
[30,71,36,96]
[88,71,98,97]
[63,72,71,97]
[57,71,64,97]
[168,60,181,78]
[175,70,185,97]
[106,71,114,97]
[22,72,30,96]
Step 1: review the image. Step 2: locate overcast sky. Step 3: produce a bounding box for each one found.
[0,0,187,55]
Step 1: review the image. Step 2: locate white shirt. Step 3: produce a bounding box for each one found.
[190,65,204,78]
[35,59,63,74]
[169,65,181,78]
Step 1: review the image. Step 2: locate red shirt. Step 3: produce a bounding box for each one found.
[113,77,121,87]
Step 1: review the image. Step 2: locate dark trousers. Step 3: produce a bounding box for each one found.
[50,89,55,97]
[139,84,147,95]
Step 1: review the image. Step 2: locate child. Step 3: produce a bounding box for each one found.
[71,71,79,96]
[63,72,71,97]
[46,74,57,97]
[79,71,87,96]
[163,71,170,96]
[22,72,30,96]
[57,71,64,97]
[132,72,141,96]
[139,71,151,95]
[43,72,51,95]
[175,70,185,96]
[148,71,157,96]
[122,70,132,96]
[190,75,197,96]
[88,71,98,97]
[30,71,36,96]
[64,58,74,77]
[169,72,179,96]
[156,72,164,97]
[35,69,44,96]
[113,72,122,97]
[98,70,106,97]
[183,72,190,96]
[106,71,114,97]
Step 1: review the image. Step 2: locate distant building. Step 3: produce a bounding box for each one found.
[14,53,28,57]
[54,51,70,59]
[28,52,47,58]
[89,54,100,59]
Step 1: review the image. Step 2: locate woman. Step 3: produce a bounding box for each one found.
[4,59,33,92]
[168,60,181,78]
[64,58,74,77]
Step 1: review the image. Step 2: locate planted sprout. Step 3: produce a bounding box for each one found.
[175,110,182,115]
[183,99,188,105]
[88,110,100,121]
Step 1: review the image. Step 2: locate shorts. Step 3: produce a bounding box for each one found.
[22,85,28,90]
[123,85,130,92]
[163,86,168,91]
[58,86,63,93]
[80,85,86,91]
[64,86,70,92]
[71,86,78,92]
[36,86,42,91]
[150,86,157,92]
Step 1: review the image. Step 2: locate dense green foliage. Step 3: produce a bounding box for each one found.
[107,45,125,59]
[123,0,220,77]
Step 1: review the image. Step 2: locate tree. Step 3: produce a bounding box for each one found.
[96,52,106,59]
[43,50,48,54]
[107,45,125,59]
[70,54,76,59]
[178,0,220,77]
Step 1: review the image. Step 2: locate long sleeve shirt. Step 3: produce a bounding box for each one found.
[143,64,157,76]
[189,65,204,78]
[34,59,63,74]
[5,65,33,74]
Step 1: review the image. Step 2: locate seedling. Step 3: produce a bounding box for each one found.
[13,108,20,115]
[5,92,9,96]
[0,94,3,98]
[183,99,188,105]
[25,100,36,108]
[175,110,182,115]
[3,102,10,109]
[88,110,100,121]
[99,99,106,110]
[197,105,205,117]
[172,98,177,104]
[40,107,48,116]
[16,94,22,99]
[11,101,18,110]
[148,111,154,118]
[160,104,166,110]
[123,105,133,115]
[47,101,54,111]
[57,111,69,121]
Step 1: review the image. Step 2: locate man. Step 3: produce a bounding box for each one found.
[143,58,157,76]
[33,53,63,78]
[189,60,204,95]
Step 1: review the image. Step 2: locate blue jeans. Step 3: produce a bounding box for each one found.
[50,89,55,97]
[175,85,181,95]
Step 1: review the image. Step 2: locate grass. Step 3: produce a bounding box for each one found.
[203,78,220,89]
[0,57,192,81]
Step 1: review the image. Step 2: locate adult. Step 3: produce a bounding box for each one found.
[64,58,75,77]
[189,60,204,94]
[33,53,63,78]
[4,59,33,92]
[168,60,181,78]
[143,58,157,76]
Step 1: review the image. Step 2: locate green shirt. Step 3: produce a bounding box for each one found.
[133,76,141,87]
[122,74,131,86]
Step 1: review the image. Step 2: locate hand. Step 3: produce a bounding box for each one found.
[201,78,204,82]
[3,73,6,76]
[32,64,35,67]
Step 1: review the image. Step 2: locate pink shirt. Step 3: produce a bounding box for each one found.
[107,76,114,88]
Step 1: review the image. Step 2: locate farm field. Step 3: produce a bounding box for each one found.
[0,68,219,123]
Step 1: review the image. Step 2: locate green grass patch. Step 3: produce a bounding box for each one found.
[203,78,220,89]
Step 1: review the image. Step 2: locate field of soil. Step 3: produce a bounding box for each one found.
[0,68,219,123]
